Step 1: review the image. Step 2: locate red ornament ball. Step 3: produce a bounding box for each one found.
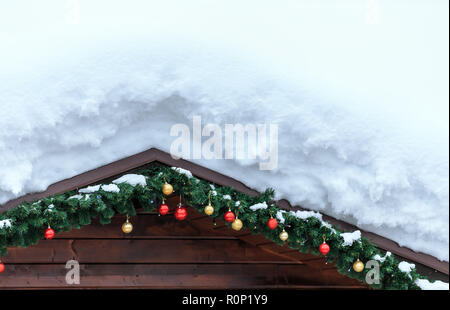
[44,227,55,240]
[0,262,5,273]
[174,206,187,221]
[319,242,330,255]
[267,218,278,230]
[159,203,169,215]
[224,210,235,223]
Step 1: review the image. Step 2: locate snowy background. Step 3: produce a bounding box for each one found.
[0,0,448,261]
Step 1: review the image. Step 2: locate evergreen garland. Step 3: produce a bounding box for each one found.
[0,165,437,289]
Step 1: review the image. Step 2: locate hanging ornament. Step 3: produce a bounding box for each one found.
[44,226,55,240]
[231,218,243,231]
[353,259,365,272]
[279,229,289,241]
[204,191,214,216]
[0,262,5,273]
[267,217,278,230]
[162,182,174,196]
[224,209,235,223]
[204,204,214,216]
[174,195,187,221]
[175,205,187,221]
[319,235,330,255]
[121,215,133,234]
[159,202,169,215]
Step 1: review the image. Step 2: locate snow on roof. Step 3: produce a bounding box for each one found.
[0,1,448,261]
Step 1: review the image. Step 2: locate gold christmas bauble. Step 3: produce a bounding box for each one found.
[122,220,133,234]
[279,229,289,241]
[162,183,174,195]
[204,204,214,216]
[353,259,365,272]
[231,218,243,231]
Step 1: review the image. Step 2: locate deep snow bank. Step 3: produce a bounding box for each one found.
[0,0,448,260]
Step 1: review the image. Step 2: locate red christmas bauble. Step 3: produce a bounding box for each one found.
[44,227,55,240]
[319,242,330,255]
[174,206,187,221]
[224,211,235,223]
[0,262,5,273]
[267,218,278,230]
[159,203,169,215]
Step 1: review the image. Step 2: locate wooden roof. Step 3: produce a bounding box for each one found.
[1,147,448,278]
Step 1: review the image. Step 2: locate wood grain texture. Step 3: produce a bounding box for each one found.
[0,264,366,289]
[2,239,300,264]
[0,207,366,289]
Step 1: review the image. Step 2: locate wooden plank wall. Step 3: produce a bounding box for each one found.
[0,204,366,289]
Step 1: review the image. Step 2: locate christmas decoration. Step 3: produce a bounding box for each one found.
[224,210,235,223]
[204,204,214,216]
[0,165,434,290]
[353,259,365,272]
[121,216,133,234]
[174,205,187,221]
[279,229,289,241]
[0,262,4,273]
[204,191,214,215]
[44,226,55,240]
[231,218,243,231]
[267,217,278,230]
[159,203,169,215]
[319,236,330,255]
[162,182,174,196]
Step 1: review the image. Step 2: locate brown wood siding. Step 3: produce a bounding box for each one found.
[0,205,366,289]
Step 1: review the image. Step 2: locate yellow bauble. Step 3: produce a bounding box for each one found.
[204,204,214,216]
[231,218,243,231]
[353,259,365,272]
[279,229,289,241]
[121,220,133,234]
[162,183,174,196]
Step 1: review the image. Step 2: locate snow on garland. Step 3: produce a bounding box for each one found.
[0,219,12,229]
[0,165,447,290]
[101,184,120,193]
[276,210,286,224]
[398,261,416,279]
[113,174,147,187]
[68,194,84,200]
[171,167,193,179]
[223,195,232,200]
[373,251,392,263]
[341,230,362,247]
[79,185,101,193]
[250,202,268,211]
[79,184,120,194]
[282,210,337,234]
